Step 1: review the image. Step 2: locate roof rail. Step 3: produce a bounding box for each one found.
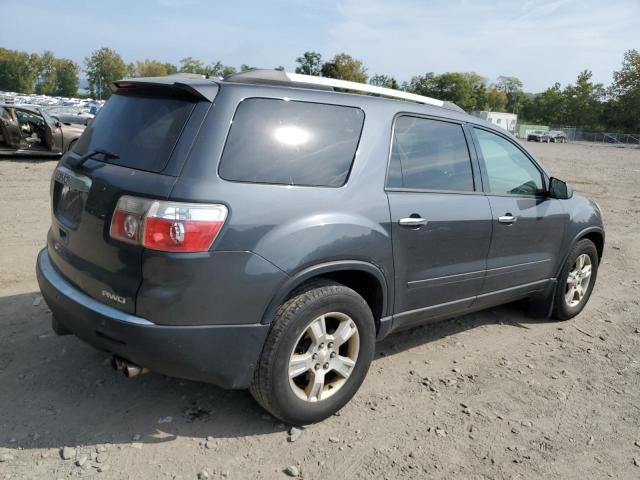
[223,69,464,112]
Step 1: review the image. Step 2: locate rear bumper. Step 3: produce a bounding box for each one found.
[36,248,269,389]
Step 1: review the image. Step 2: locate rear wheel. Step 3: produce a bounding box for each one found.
[552,239,599,320]
[250,281,375,425]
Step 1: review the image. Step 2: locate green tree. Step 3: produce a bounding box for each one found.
[36,51,57,95]
[484,88,507,111]
[0,48,41,93]
[369,74,399,89]
[179,57,206,74]
[321,53,367,83]
[295,51,322,76]
[521,82,565,125]
[53,58,80,96]
[130,59,176,77]
[406,72,477,111]
[562,70,604,128]
[85,47,128,99]
[495,76,524,113]
[606,49,640,132]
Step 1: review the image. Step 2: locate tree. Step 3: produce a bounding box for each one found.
[36,51,57,95]
[521,82,565,125]
[406,72,477,111]
[462,72,488,111]
[240,64,255,72]
[321,53,367,83]
[85,48,128,99]
[179,57,206,75]
[53,58,80,96]
[485,88,508,112]
[130,59,176,77]
[495,76,525,113]
[369,74,398,89]
[295,51,322,76]
[562,70,604,128]
[606,49,640,132]
[0,48,41,93]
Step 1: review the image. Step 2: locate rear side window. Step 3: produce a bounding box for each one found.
[387,116,474,191]
[73,94,195,173]
[219,98,364,187]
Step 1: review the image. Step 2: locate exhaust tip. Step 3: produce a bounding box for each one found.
[123,364,149,378]
[111,355,125,371]
[111,356,149,377]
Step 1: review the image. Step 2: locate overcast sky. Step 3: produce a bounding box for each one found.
[1,0,638,92]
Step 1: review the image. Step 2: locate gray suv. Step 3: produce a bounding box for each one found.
[36,70,604,425]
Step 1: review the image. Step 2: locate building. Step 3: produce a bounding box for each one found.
[471,111,518,134]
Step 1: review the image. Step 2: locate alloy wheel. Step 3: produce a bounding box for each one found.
[288,312,360,402]
[565,253,592,307]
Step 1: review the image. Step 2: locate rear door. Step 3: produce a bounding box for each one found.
[0,107,21,149]
[470,126,567,301]
[386,115,492,329]
[48,88,209,313]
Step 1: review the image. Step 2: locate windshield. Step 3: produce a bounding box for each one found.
[73,93,195,173]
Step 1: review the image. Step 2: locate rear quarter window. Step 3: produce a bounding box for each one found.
[219,98,365,187]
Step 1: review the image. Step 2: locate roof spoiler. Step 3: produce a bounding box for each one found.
[111,74,219,102]
[223,69,464,112]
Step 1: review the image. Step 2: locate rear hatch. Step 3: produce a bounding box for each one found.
[48,79,215,313]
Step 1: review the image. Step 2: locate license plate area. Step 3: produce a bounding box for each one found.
[53,166,92,228]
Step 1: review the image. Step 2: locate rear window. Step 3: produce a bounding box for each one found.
[219,98,365,187]
[73,93,195,173]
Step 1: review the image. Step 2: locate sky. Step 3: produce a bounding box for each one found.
[1,0,638,92]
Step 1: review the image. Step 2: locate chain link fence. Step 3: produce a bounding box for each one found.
[552,127,640,146]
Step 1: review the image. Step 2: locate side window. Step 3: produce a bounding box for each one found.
[219,98,364,187]
[474,128,544,196]
[387,116,474,192]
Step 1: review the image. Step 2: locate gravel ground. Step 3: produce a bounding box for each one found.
[0,142,639,480]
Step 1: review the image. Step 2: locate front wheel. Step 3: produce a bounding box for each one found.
[250,281,375,424]
[552,239,599,320]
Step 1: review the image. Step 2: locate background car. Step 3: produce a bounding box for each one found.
[527,130,550,142]
[0,104,85,157]
[548,130,568,143]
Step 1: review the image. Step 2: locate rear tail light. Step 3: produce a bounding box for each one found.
[109,195,227,252]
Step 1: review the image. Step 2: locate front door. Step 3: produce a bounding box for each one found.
[386,115,493,330]
[471,127,567,303]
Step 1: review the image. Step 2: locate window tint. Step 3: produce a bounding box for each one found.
[219,98,364,187]
[74,94,195,173]
[387,116,474,191]
[474,128,544,196]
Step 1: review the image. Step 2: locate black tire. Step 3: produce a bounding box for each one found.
[250,280,375,425]
[552,239,599,320]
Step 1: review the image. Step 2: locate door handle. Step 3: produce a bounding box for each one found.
[399,217,427,227]
[498,213,517,224]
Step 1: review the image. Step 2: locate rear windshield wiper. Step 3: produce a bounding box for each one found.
[68,148,120,170]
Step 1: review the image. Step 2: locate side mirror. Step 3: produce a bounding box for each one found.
[548,177,573,199]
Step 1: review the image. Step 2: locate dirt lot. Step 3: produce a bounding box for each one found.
[0,142,639,480]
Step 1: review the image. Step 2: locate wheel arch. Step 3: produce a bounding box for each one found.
[261,260,391,333]
[556,226,605,277]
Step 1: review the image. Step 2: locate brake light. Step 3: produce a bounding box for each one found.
[109,196,227,252]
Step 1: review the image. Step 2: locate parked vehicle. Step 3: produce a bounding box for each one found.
[527,130,550,142]
[0,104,85,157]
[548,130,568,143]
[36,71,605,424]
